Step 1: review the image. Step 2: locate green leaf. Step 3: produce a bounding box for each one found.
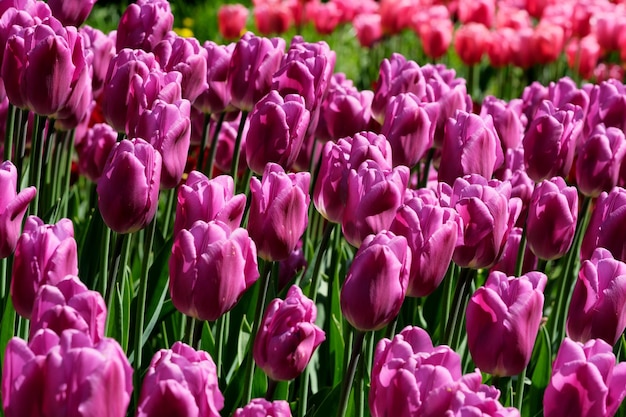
[530,325,552,389]
[141,237,173,348]
[306,383,342,417]
[0,298,16,366]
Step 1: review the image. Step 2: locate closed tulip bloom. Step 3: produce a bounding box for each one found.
[80,26,115,100]
[47,0,96,26]
[169,220,259,321]
[585,80,626,138]
[227,32,285,111]
[137,342,223,417]
[438,111,503,185]
[30,275,106,343]
[248,163,310,261]
[582,187,626,262]
[254,3,292,35]
[523,100,583,182]
[480,96,527,152]
[487,28,515,67]
[491,227,538,276]
[382,92,435,168]
[457,0,495,27]
[173,172,246,237]
[235,399,291,417]
[97,138,161,234]
[533,22,565,65]
[454,23,490,66]
[341,231,410,331]
[526,177,578,260]
[194,41,233,115]
[75,122,118,183]
[548,77,590,117]
[245,91,310,175]
[567,248,626,345]
[254,285,325,381]
[565,35,601,80]
[218,4,248,40]
[417,17,453,60]
[0,160,36,258]
[134,98,191,189]
[390,194,462,297]
[544,337,626,417]
[10,216,78,319]
[466,271,547,376]
[353,13,382,48]
[576,124,626,197]
[116,0,173,52]
[2,329,133,417]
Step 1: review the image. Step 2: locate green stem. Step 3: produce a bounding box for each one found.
[418,148,435,189]
[336,330,366,417]
[230,110,249,190]
[0,257,6,310]
[161,187,176,239]
[215,312,228,379]
[307,222,335,302]
[105,233,130,322]
[99,220,112,297]
[206,112,226,178]
[197,113,212,173]
[515,229,527,277]
[61,130,74,217]
[4,103,15,161]
[265,379,278,401]
[515,367,527,412]
[444,267,475,350]
[29,115,46,215]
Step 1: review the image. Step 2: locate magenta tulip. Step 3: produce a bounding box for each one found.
[254,285,325,381]
[47,0,96,26]
[491,227,538,276]
[234,399,292,417]
[10,216,78,319]
[341,231,410,331]
[75,122,118,183]
[136,342,223,417]
[116,0,173,52]
[466,271,547,376]
[480,96,527,152]
[80,26,115,100]
[0,160,36,258]
[581,187,626,262]
[193,41,234,115]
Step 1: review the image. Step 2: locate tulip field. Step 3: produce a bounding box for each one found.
[3,0,626,416]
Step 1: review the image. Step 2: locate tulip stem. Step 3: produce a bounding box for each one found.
[99,221,111,297]
[215,312,228,378]
[515,367,527,412]
[205,112,226,178]
[418,148,435,189]
[265,379,278,400]
[61,130,74,218]
[4,103,15,161]
[515,229,527,277]
[231,110,249,190]
[29,114,46,216]
[197,112,211,173]
[337,330,366,417]
[444,267,475,350]
[307,222,335,302]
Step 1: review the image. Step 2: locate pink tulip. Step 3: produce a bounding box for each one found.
[218,4,249,40]
[193,41,234,115]
[234,399,292,417]
[80,26,116,100]
[353,13,382,48]
[47,0,96,26]
[0,160,36,258]
[581,187,626,262]
[75,122,118,183]
[116,0,173,52]
[454,23,490,66]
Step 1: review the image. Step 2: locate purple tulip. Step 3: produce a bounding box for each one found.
[79,26,115,99]
[390,193,462,297]
[212,113,249,175]
[523,100,583,182]
[254,285,325,381]
[75,122,118,183]
[342,161,409,248]
[313,131,392,224]
[438,111,503,186]
[116,0,173,52]
[193,41,234,115]
[173,171,246,237]
[494,146,535,228]
[526,176,578,260]
[585,79,626,137]
[136,342,223,417]
[480,96,527,152]
[576,124,626,197]
[278,241,306,291]
[567,248,626,345]
[382,92,436,168]
[10,216,78,319]
[30,275,106,343]
[442,175,520,269]
[2,329,133,417]
[341,231,410,331]
[466,271,547,376]
[0,160,36,258]
[227,32,285,111]
[248,163,310,261]
[581,187,626,262]
[245,91,310,175]
[491,227,538,276]
[234,399,292,417]
[544,337,626,417]
[97,138,162,234]
[521,81,549,121]
[548,77,590,119]
[169,220,258,321]
[47,0,96,26]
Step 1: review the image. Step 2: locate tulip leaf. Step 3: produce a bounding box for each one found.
[530,325,551,389]
[306,383,342,417]
[141,237,173,348]
[0,298,16,366]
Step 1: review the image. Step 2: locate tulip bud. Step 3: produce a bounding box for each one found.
[0,160,36,258]
[353,13,382,48]
[248,163,310,261]
[254,285,325,381]
[137,342,224,417]
[234,399,292,417]
[75,122,118,183]
[585,80,626,138]
[466,271,547,376]
[116,0,173,52]
[97,138,162,234]
[581,187,626,262]
[341,231,410,331]
[454,23,490,66]
[193,41,234,115]
[218,4,248,40]
[10,216,78,319]
[80,26,115,100]
[47,0,96,26]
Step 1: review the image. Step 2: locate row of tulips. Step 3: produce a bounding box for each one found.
[1,0,626,416]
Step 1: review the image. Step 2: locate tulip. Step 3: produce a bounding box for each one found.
[80,26,115,100]
[341,231,410,331]
[227,32,285,111]
[487,28,515,67]
[417,17,453,60]
[75,122,118,183]
[136,342,223,417]
[526,177,578,260]
[47,0,96,26]
[10,216,78,319]
[173,171,246,237]
[544,337,626,417]
[278,241,306,291]
[212,113,249,175]
[245,91,310,175]
[2,329,133,417]
[390,194,462,297]
[254,285,325,381]
[523,100,583,182]
[548,77,590,116]
[218,4,249,40]
[438,111,503,185]
[454,23,490,66]
[466,271,547,376]
[97,138,162,234]
[491,227,538,276]
[169,220,259,322]
[567,248,626,345]
[581,187,626,262]
[585,80,626,141]
[116,0,173,52]
[248,163,310,261]
[30,275,106,343]
[520,81,548,122]
[512,28,538,69]
[234,399,292,417]
[480,96,527,152]
[193,41,234,115]
[307,1,341,35]
[565,35,601,80]
[0,160,36,258]
[254,3,292,35]
[353,13,382,48]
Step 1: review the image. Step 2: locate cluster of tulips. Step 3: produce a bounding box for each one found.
[1,0,626,416]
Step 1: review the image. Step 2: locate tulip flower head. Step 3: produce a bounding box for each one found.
[0,160,36,258]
